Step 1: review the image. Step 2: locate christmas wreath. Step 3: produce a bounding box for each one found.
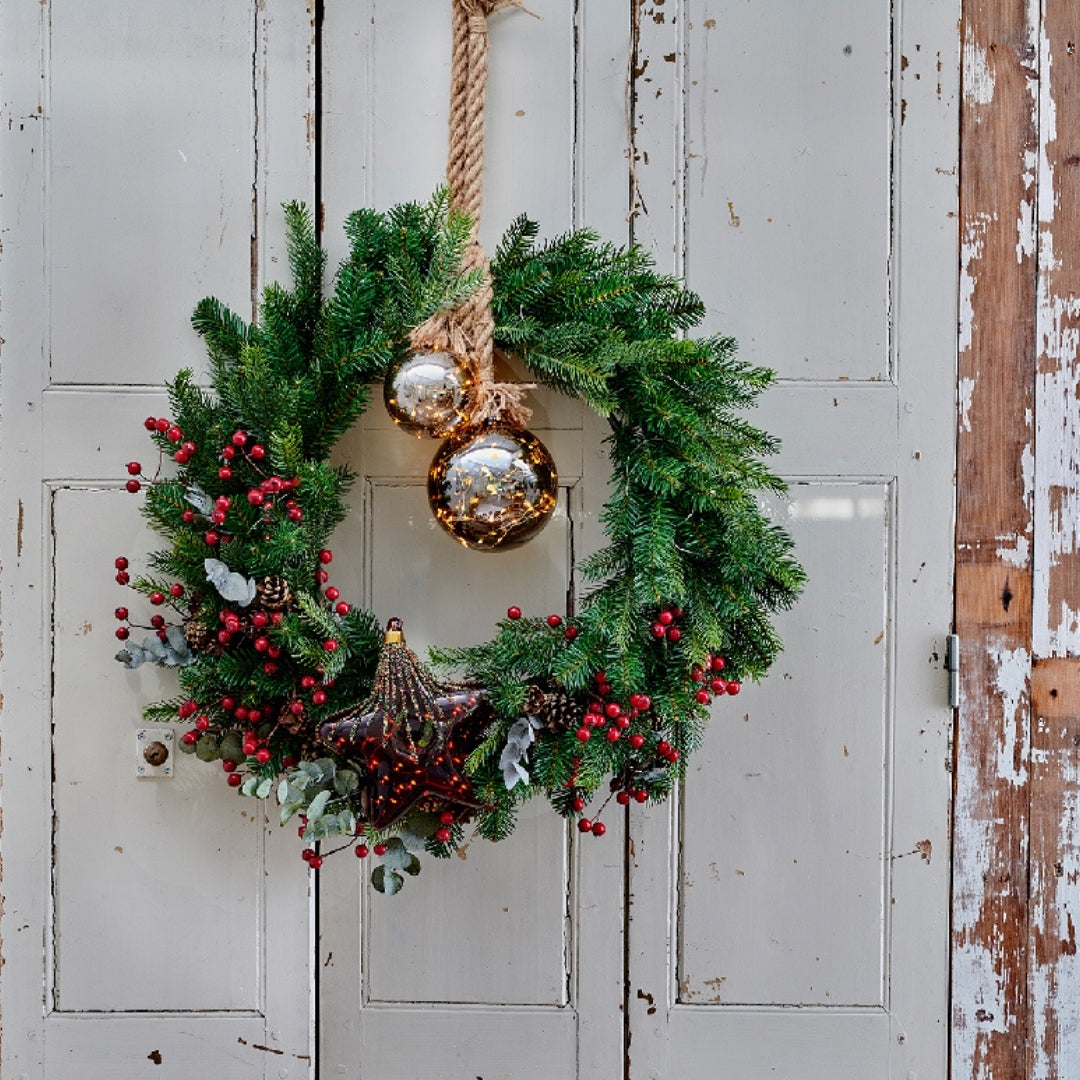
[112,195,803,891]
[110,2,804,894]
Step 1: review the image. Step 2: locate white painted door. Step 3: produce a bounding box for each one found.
[0,2,316,1077]
[2,2,958,1079]
[626,2,958,1077]
[317,2,958,1079]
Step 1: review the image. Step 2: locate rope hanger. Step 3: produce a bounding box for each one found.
[409,0,538,430]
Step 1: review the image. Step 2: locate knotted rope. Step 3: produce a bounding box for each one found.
[409,0,537,428]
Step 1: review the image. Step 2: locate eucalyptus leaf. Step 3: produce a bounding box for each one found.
[204,558,258,607]
[371,865,404,895]
[241,775,260,796]
[313,757,338,780]
[195,735,222,763]
[277,780,290,805]
[402,853,421,877]
[255,776,274,799]
[185,485,214,516]
[397,813,438,849]
[307,788,331,822]
[280,802,303,826]
[219,732,244,761]
[379,837,416,871]
[332,769,359,796]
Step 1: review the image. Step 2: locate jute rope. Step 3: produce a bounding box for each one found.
[409,0,537,429]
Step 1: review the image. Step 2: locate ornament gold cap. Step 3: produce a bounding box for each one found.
[384,616,405,644]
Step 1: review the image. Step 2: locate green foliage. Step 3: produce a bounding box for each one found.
[116,193,803,890]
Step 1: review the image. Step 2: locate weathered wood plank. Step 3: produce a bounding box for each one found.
[952,1,1039,1078]
[1027,5,1080,1077]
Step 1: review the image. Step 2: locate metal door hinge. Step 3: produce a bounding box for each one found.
[946,634,960,708]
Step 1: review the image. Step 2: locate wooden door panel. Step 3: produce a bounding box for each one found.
[48,0,254,387]
[628,0,957,1076]
[686,2,892,380]
[680,482,892,1009]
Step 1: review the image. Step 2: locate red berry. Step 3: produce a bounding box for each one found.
[114,556,129,570]
[634,789,648,804]
[319,549,333,564]
[288,507,303,522]
[126,461,142,476]
[205,531,220,546]
[606,727,621,742]
[578,818,593,833]
[616,716,631,729]
[115,626,130,640]
[218,467,232,482]
[271,612,283,625]
[312,690,327,705]
[166,426,182,442]
[667,750,680,762]
[210,509,225,524]
[335,601,350,616]
[575,727,591,742]
[667,627,682,642]
[114,606,128,620]
[598,683,612,697]
[242,740,258,756]
[605,702,621,718]
[629,733,646,749]
[325,586,340,601]
[115,571,130,585]
[227,773,243,787]
[222,759,237,773]
[254,636,269,652]
[144,416,157,430]
[255,748,272,764]
[691,666,704,682]
[617,790,631,805]
[712,656,726,671]
[125,479,141,494]
[170,583,184,598]
[222,445,236,460]
[373,843,388,857]
[696,689,711,705]
[316,569,329,583]
[150,614,165,629]
[434,827,452,843]
[149,592,164,605]
[507,606,522,620]
[232,430,248,446]
[355,844,369,858]
[657,741,672,756]
[282,755,297,768]
[594,671,607,684]
[591,821,607,837]
[546,614,562,628]
[248,709,262,723]
[195,715,210,730]
[440,811,455,825]
[301,675,316,689]
[301,847,315,861]
[322,639,338,652]
[637,694,651,710]
[710,677,728,694]
[224,615,240,633]
[651,623,666,638]
[726,681,741,695]
[572,797,586,813]
[262,661,277,675]
[564,625,579,640]
[658,610,674,626]
[308,855,323,869]
[181,731,198,746]
[181,510,195,523]
[249,444,266,460]
[155,417,169,432]
[247,488,264,506]
[221,697,236,711]
[182,441,196,456]
[251,612,268,628]
[234,706,248,721]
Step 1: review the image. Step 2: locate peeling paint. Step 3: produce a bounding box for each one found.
[962,33,995,105]
[988,646,1031,787]
[959,212,994,354]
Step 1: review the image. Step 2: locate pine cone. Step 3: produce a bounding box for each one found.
[183,618,219,655]
[256,575,293,611]
[536,688,582,733]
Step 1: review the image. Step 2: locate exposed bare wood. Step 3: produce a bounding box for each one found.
[953,1,1039,1078]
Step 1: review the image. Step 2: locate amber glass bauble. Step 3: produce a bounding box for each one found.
[383,350,473,438]
[428,423,558,550]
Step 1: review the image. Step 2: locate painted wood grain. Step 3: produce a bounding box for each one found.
[1027,5,1080,1078]
[952,1,1039,1079]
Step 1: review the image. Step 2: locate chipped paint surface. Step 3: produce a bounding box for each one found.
[958,211,993,354]
[962,31,995,105]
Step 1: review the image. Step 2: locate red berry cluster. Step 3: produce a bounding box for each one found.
[112,556,189,641]
[689,653,741,703]
[650,605,684,642]
[573,670,652,746]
